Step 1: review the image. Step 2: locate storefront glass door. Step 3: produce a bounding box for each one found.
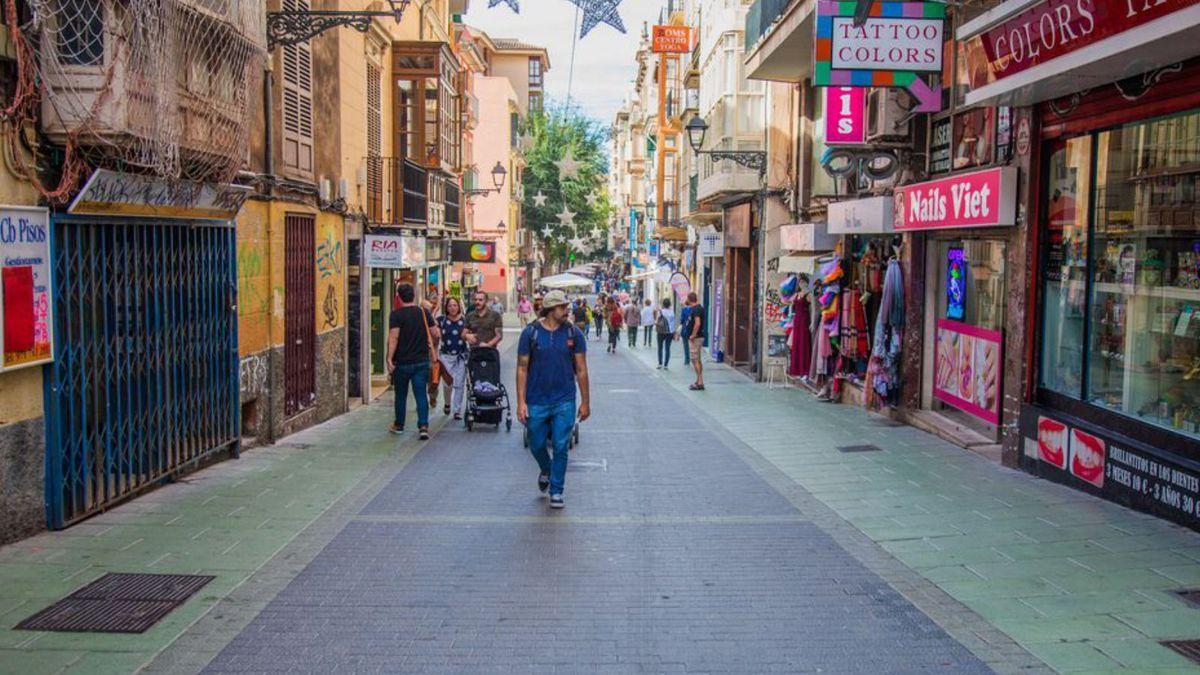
[927,238,1008,436]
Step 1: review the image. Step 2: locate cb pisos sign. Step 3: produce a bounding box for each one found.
[815,1,946,113]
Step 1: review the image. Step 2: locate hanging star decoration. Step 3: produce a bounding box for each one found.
[556,205,576,228]
[540,225,556,239]
[569,235,588,251]
[489,0,519,12]
[569,0,626,38]
[554,151,582,182]
[519,132,536,153]
[532,190,548,207]
[585,193,600,208]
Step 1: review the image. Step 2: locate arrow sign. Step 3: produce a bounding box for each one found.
[905,76,941,113]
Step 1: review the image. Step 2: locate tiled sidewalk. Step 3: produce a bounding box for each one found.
[624,342,1200,673]
[0,394,432,674]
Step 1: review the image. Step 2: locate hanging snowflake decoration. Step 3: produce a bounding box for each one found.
[554,151,582,182]
[568,0,626,38]
[532,190,548,207]
[489,0,519,12]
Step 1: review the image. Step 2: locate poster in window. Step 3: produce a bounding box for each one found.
[952,107,995,172]
[929,117,952,175]
[0,206,53,371]
[946,246,967,321]
[933,320,1003,425]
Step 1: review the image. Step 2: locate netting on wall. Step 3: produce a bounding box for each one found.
[3,0,266,199]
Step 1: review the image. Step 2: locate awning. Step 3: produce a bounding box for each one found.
[539,273,594,289]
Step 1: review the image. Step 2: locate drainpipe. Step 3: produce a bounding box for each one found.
[262,65,278,443]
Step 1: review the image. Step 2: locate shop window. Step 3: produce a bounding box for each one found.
[1039,110,1200,439]
[1041,137,1092,397]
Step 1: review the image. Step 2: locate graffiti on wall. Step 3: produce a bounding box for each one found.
[316,219,344,331]
[239,352,269,402]
[764,288,787,327]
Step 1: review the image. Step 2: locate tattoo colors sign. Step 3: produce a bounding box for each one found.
[933,319,1002,425]
[1020,406,1200,531]
[894,166,1018,231]
[824,87,867,144]
[0,206,54,372]
[815,1,945,112]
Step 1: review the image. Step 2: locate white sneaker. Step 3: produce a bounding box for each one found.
[549,494,565,509]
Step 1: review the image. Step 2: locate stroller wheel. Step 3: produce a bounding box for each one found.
[466,417,474,431]
[506,419,512,432]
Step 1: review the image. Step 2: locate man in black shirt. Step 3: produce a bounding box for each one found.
[686,292,706,391]
[387,283,440,440]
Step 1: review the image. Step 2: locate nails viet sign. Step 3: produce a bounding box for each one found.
[894,167,1018,231]
[815,1,946,112]
[979,0,1200,80]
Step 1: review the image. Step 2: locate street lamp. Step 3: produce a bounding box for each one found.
[684,115,767,178]
[465,161,508,197]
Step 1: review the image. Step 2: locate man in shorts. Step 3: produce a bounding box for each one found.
[685,292,706,391]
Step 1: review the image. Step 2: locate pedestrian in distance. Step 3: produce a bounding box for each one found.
[387,283,441,441]
[685,292,706,391]
[573,299,590,338]
[622,298,640,348]
[655,297,676,370]
[606,298,623,354]
[516,290,591,509]
[464,291,504,352]
[423,285,443,409]
[640,298,655,347]
[517,294,534,327]
[438,296,469,419]
[594,293,606,340]
[489,295,505,315]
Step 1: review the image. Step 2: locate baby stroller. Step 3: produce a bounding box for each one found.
[464,347,512,432]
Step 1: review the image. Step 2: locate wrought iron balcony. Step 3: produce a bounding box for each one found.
[365,157,428,226]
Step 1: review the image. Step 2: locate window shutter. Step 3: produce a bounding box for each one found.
[281,0,314,177]
[367,61,382,190]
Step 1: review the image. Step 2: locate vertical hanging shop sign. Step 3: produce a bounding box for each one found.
[824,86,867,144]
[946,246,967,321]
[815,1,945,112]
[0,206,53,372]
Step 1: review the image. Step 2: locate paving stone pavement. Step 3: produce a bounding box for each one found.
[0,330,1197,673]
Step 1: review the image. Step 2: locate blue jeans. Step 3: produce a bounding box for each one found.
[681,332,691,364]
[393,361,430,429]
[527,400,575,495]
[657,333,673,367]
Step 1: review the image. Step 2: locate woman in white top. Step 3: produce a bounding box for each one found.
[654,298,677,369]
[639,299,656,347]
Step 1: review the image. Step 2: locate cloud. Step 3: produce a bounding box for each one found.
[462,1,661,122]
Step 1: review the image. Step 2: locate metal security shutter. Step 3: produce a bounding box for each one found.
[280,0,314,177]
[44,218,239,529]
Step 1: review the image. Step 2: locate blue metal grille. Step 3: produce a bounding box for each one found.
[44,218,240,529]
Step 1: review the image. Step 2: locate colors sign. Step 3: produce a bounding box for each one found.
[815,1,945,112]
[824,87,867,144]
[450,240,497,264]
[0,206,53,372]
[1020,406,1199,531]
[978,0,1200,82]
[894,166,1018,231]
[652,25,692,53]
[933,319,1002,425]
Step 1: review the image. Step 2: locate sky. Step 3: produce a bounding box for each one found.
[462,0,664,124]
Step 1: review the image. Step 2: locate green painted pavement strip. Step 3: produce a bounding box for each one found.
[0,397,430,675]
[625,346,1200,673]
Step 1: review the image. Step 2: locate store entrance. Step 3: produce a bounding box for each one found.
[727,246,755,367]
[922,238,1008,440]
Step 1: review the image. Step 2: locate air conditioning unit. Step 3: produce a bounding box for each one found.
[866,88,911,142]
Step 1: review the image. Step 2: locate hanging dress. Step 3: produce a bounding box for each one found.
[788,294,812,377]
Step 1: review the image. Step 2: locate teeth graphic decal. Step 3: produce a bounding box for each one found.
[1037,417,1067,469]
[1070,429,1106,488]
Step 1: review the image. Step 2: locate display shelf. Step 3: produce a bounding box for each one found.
[1093,281,1200,302]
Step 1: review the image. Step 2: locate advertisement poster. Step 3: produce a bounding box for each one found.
[363,235,406,269]
[1020,406,1199,531]
[711,278,724,360]
[933,319,1002,425]
[0,206,53,372]
[929,117,952,174]
[946,247,967,321]
[450,240,496,264]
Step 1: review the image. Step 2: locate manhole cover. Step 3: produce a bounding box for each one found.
[1175,589,1200,609]
[16,573,213,634]
[837,444,883,453]
[567,459,607,472]
[1161,640,1200,665]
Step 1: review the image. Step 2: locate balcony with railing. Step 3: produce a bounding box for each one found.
[365,157,429,226]
[444,180,462,231]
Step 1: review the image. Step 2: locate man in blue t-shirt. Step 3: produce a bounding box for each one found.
[516,290,591,509]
